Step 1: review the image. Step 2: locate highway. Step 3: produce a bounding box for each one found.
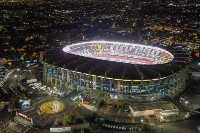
[1,69,19,94]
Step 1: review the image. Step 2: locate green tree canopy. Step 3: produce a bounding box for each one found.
[66,114,76,125]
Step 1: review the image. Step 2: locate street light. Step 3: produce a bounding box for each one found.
[160,116,164,122]
[27,64,30,67]
[140,119,144,129]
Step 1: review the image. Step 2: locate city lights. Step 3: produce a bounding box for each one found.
[0,1,200,133]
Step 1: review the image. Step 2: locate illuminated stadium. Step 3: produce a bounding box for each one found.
[43,41,191,102]
[62,41,174,65]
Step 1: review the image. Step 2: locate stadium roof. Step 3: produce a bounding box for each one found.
[62,41,174,65]
[43,42,191,80]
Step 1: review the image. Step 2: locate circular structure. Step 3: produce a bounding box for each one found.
[63,41,174,65]
[43,41,191,102]
[39,101,65,114]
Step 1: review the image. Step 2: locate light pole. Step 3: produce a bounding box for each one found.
[104,72,107,100]
[75,67,78,92]
[140,74,144,103]
[89,70,91,98]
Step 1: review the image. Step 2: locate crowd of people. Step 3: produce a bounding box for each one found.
[66,42,174,65]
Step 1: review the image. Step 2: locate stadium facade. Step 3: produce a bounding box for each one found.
[43,41,191,102]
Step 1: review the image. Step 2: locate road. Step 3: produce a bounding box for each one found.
[27,128,50,133]
[0,69,36,99]
[156,115,200,133]
[1,69,19,95]
[100,115,200,133]
[101,129,146,133]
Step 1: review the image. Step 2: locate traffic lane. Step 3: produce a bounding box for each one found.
[2,70,19,94]
[156,115,200,133]
[27,128,50,133]
[101,128,146,133]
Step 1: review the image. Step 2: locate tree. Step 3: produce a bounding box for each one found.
[66,114,76,125]
[19,92,27,98]
[57,121,63,126]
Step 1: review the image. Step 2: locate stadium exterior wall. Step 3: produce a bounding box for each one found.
[43,62,188,102]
